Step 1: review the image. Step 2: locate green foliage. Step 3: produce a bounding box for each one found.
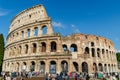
[0,34,4,72]
[116,52,120,62]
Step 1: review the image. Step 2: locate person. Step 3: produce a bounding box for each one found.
[45,72,49,80]
[6,72,11,80]
[86,73,90,80]
[55,73,59,80]
[75,73,78,80]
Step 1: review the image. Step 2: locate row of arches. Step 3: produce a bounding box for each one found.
[8,25,49,44]
[6,42,115,60]
[3,60,117,74]
[84,47,115,60]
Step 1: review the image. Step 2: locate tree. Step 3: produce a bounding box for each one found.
[116,52,120,62]
[0,34,4,73]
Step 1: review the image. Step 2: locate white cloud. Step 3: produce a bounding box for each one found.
[0,8,9,16]
[52,21,64,28]
[71,24,80,33]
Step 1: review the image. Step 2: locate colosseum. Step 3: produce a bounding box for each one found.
[2,4,118,74]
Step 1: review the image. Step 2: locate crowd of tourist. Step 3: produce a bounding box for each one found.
[1,71,120,80]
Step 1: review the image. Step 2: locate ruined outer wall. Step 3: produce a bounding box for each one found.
[2,4,118,74]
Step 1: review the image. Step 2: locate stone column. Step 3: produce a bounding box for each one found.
[24,30,27,38]
[31,27,34,37]
[38,26,42,36]
[46,40,50,53]
[36,42,39,54]
[20,44,24,55]
[57,60,61,73]
[47,22,53,34]
[45,60,49,73]
[26,61,30,72]
[89,47,92,58]
[35,61,38,71]
[69,59,72,73]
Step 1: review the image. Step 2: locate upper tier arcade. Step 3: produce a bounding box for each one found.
[9,4,50,33]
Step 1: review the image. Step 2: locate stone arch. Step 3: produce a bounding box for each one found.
[111,64,113,72]
[98,63,103,71]
[50,61,56,74]
[16,62,20,72]
[70,44,77,52]
[19,45,22,54]
[85,47,89,54]
[34,27,38,36]
[32,43,37,53]
[27,29,30,37]
[93,63,97,72]
[61,60,68,73]
[106,50,109,58]
[102,49,105,57]
[30,61,35,71]
[97,48,100,57]
[40,61,45,74]
[82,62,88,73]
[108,64,110,72]
[25,44,28,54]
[104,64,107,72]
[51,41,57,52]
[62,44,68,51]
[91,48,95,57]
[21,31,24,38]
[22,62,27,71]
[42,25,47,35]
[91,42,94,47]
[41,42,46,52]
[73,62,79,72]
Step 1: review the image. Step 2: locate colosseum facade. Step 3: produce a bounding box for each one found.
[2,4,118,74]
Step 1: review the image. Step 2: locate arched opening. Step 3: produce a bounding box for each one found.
[25,44,28,54]
[82,62,88,73]
[22,31,24,38]
[22,62,27,71]
[17,63,19,72]
[41,42,46,52]
[91,42,94,47]
[33,43,37,53]
[34,27,38,36]
[92,48,95,57]
[98,63,103,71]
[50,61,56,74]
[62,44,68,51]
[104,64,107,72]
[85,47,89,54]
[19,46,22,54]
[102,49,105,57]
[11,63,14,71]
[93,63,97,72]
[30,61,35,72]
[111,64,113,72]
[97,48,100,58]
[27,29,30,37]
[51,41,57,52]
[106,50,108,58]
[70,44,77,52]
[114,65,116,72]
[42,26,47,35]
[73,62,79,71]
[40,61,45,74]
[108,64,110,72]
[61,61,68,73]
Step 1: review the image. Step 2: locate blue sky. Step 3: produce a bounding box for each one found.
[0,0,120,51]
